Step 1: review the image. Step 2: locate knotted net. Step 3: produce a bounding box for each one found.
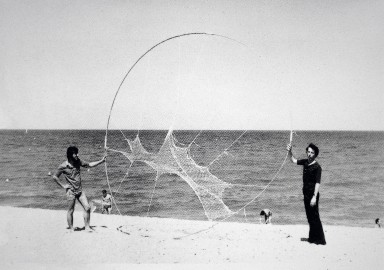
[103,33,293,223]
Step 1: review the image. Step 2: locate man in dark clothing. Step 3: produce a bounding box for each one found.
[287,143,326,245]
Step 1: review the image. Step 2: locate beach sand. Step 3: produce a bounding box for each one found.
[0,206,382,270]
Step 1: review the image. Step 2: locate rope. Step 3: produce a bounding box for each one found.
[208,130,248,167]
[114,162,133,194]
[146,176,159,217]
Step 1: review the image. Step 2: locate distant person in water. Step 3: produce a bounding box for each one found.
[259,209,272,224]
[101,189,112,214]
[52,146,106,232]
[375,218,381,228]
[287,143,326,245]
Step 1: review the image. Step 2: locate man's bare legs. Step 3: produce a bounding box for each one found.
[67,199,76,232]
[78,192,92,232]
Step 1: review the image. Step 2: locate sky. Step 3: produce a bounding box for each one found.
[0,0,383,130]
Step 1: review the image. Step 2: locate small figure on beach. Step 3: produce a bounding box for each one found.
[101,189,112,214]
[259,209,272,224]
[287,143,326,245]
[375,218,381,228]
[52,146,106,232]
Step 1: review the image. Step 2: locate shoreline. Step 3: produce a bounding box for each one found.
[0,206,383,269]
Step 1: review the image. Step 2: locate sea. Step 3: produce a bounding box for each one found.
[0,129,383,228]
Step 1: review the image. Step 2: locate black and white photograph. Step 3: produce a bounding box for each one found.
[1,1,383,269]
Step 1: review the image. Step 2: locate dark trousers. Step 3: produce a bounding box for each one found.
[304,193,326,245]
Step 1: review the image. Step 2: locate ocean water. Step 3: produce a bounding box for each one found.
[0,129,383,228]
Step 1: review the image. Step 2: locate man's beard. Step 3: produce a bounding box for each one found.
[69,157,81,168]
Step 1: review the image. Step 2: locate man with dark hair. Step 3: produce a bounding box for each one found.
[287,142,326,245]
[52,146,106,232]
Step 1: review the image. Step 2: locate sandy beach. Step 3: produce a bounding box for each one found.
[0,206,382,270]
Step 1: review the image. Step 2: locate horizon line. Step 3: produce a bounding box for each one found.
[2,128,384,132]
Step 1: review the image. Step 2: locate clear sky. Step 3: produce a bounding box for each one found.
[1,0,383,130]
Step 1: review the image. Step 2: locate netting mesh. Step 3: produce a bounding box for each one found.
[103,33,293,224]
[109,129,234,220]
[105,129,293,224]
